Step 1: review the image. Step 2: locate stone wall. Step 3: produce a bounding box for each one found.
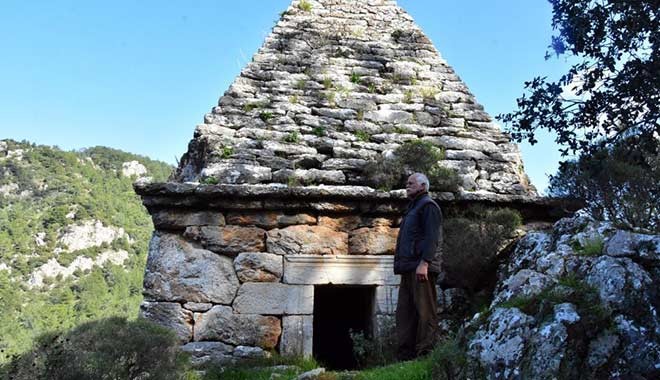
[138,183,410,365]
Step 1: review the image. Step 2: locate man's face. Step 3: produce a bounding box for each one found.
[405,175,425,199]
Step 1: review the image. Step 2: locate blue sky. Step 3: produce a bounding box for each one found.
[0,0,570,193]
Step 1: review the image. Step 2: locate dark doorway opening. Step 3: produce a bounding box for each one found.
[313,285,375,370]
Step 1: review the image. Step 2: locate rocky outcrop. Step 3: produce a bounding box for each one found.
[121,161,148,178]
[468,211,660,379]
[27,250,129,288]
[56,220,129,253]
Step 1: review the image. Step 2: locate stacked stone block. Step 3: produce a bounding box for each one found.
[138,183,410,364]
[174,0,536,198]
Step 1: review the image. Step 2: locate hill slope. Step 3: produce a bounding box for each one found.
[0,139,173,361]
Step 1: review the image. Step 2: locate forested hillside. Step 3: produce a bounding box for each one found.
[0,139,173,361]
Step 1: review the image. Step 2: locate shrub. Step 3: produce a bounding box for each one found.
[355,130,371,142]
[298,0,312,12]
[312,126,326,137]
[441,206,522,291]
[549,138,659,232]
[572,236,604,256]
[403,89,414,103]
[1,317,189,380]
[430,336,484,380]
[350,72,361,84]
[284,131,301,143]
[364,140,460,192]
[201,176,219,185]
[350,318,396,369]
[259,111,274,122]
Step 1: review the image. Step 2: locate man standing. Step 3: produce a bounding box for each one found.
[394,173,443,360]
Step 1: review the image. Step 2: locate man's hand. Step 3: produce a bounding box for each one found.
[416,261,429,282]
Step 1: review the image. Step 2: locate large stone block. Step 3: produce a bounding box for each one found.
[267,225,348,255]
[281,315,313,357]
[349,226,398,255]
[181,341,235,366]
[375,285,398,314]
[283,255,400,285]
[234,252,283,282]
[194,305,281,349]
[143,233,239,304]
[152,210,225,230]
[233,283,314,315]
[184,225,266,256]
[226,212,316,229]
[318,216,393,232]
[140,301,193,343]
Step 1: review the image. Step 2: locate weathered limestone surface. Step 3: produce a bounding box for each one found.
[281,315,314,357]
[226,212,316,229]
[267,225,348,255]
[283,255,400,285]
[143,233,239,304]
[234,252,283,282]
[233,283,314,315]
[181,342,234,366]
[469,211,660,379]
[184,225,266,256]
[139,301,194,344]
[349,226,398,255]
[152,210,225,230]
[194,305,281,349]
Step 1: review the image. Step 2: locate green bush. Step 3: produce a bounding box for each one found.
[549,139,659,232]
[441,206,522,291]
[430,336,484,380]
[1,317,190,380]
[364,140,460,192]
[350,317,397,369]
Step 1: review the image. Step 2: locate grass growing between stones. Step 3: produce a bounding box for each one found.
[572,236,604,256]
[497,274,612,328]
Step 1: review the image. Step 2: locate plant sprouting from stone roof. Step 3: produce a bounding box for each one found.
[259,111,274,123]
[284,131,301,143]
[364,140,460,192]
[355,131,370,142]
[298,0,312,12]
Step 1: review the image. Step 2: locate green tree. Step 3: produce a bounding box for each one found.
[499,0,659,155]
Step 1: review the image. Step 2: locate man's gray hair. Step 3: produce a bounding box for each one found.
[413,173,430,190]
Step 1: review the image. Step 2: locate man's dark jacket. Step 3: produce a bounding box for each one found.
[393,192,443,274]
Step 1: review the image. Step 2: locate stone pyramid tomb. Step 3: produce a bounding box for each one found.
[134,0,563,368]
[172,0,535,198]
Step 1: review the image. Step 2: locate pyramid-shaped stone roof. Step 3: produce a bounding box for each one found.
[173,0,535,197]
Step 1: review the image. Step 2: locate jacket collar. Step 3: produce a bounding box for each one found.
[407,191,429,210]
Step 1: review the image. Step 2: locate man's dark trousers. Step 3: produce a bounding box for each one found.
[396,271,438,360]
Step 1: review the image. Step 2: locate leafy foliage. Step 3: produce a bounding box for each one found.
[548,140,660,231]
[364,140,460,192]
[442,206,522,291]
[0,317,190,380]
[498,0,659,155]
[0,139,172,362]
